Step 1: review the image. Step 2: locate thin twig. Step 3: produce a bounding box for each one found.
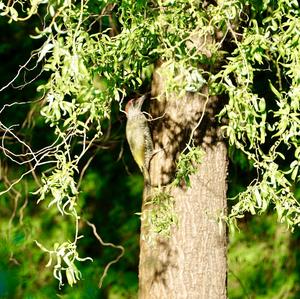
[183,94,210,153]
[78,152,97,188]
[0,52,39,92]
[85,220,125,288]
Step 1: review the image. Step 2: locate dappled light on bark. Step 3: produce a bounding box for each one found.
[138,66,228,299]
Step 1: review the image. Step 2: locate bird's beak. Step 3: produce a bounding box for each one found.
[135,94,147,109]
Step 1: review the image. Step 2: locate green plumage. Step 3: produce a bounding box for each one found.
[125,96,153,185]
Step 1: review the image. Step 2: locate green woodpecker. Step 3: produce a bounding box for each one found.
[125,95,153,185]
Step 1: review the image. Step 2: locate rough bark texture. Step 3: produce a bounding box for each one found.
[138,67,228,299]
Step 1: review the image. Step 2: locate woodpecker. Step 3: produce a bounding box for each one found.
[125,94,153,185]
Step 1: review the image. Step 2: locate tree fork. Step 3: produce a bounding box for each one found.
[138,66,228,299]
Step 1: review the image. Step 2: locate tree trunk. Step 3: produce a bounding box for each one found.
[138,66,228,299]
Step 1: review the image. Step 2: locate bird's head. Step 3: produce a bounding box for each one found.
[125,95,146,117]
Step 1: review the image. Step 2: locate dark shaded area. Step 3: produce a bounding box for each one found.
[149,84,226,187]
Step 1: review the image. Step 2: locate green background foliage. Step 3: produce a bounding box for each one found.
[0,0,299,298]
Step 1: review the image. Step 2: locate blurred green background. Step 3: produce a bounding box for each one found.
[0,15,300,299]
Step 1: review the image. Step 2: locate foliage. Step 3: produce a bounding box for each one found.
[142,190,178,239]
[216,0,300,229]
[0,0,299,294]
[173,146,205,187]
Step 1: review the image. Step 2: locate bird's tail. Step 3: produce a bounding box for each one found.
[142,166,152,200]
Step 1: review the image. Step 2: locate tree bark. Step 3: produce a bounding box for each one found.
[138,66,228,299]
